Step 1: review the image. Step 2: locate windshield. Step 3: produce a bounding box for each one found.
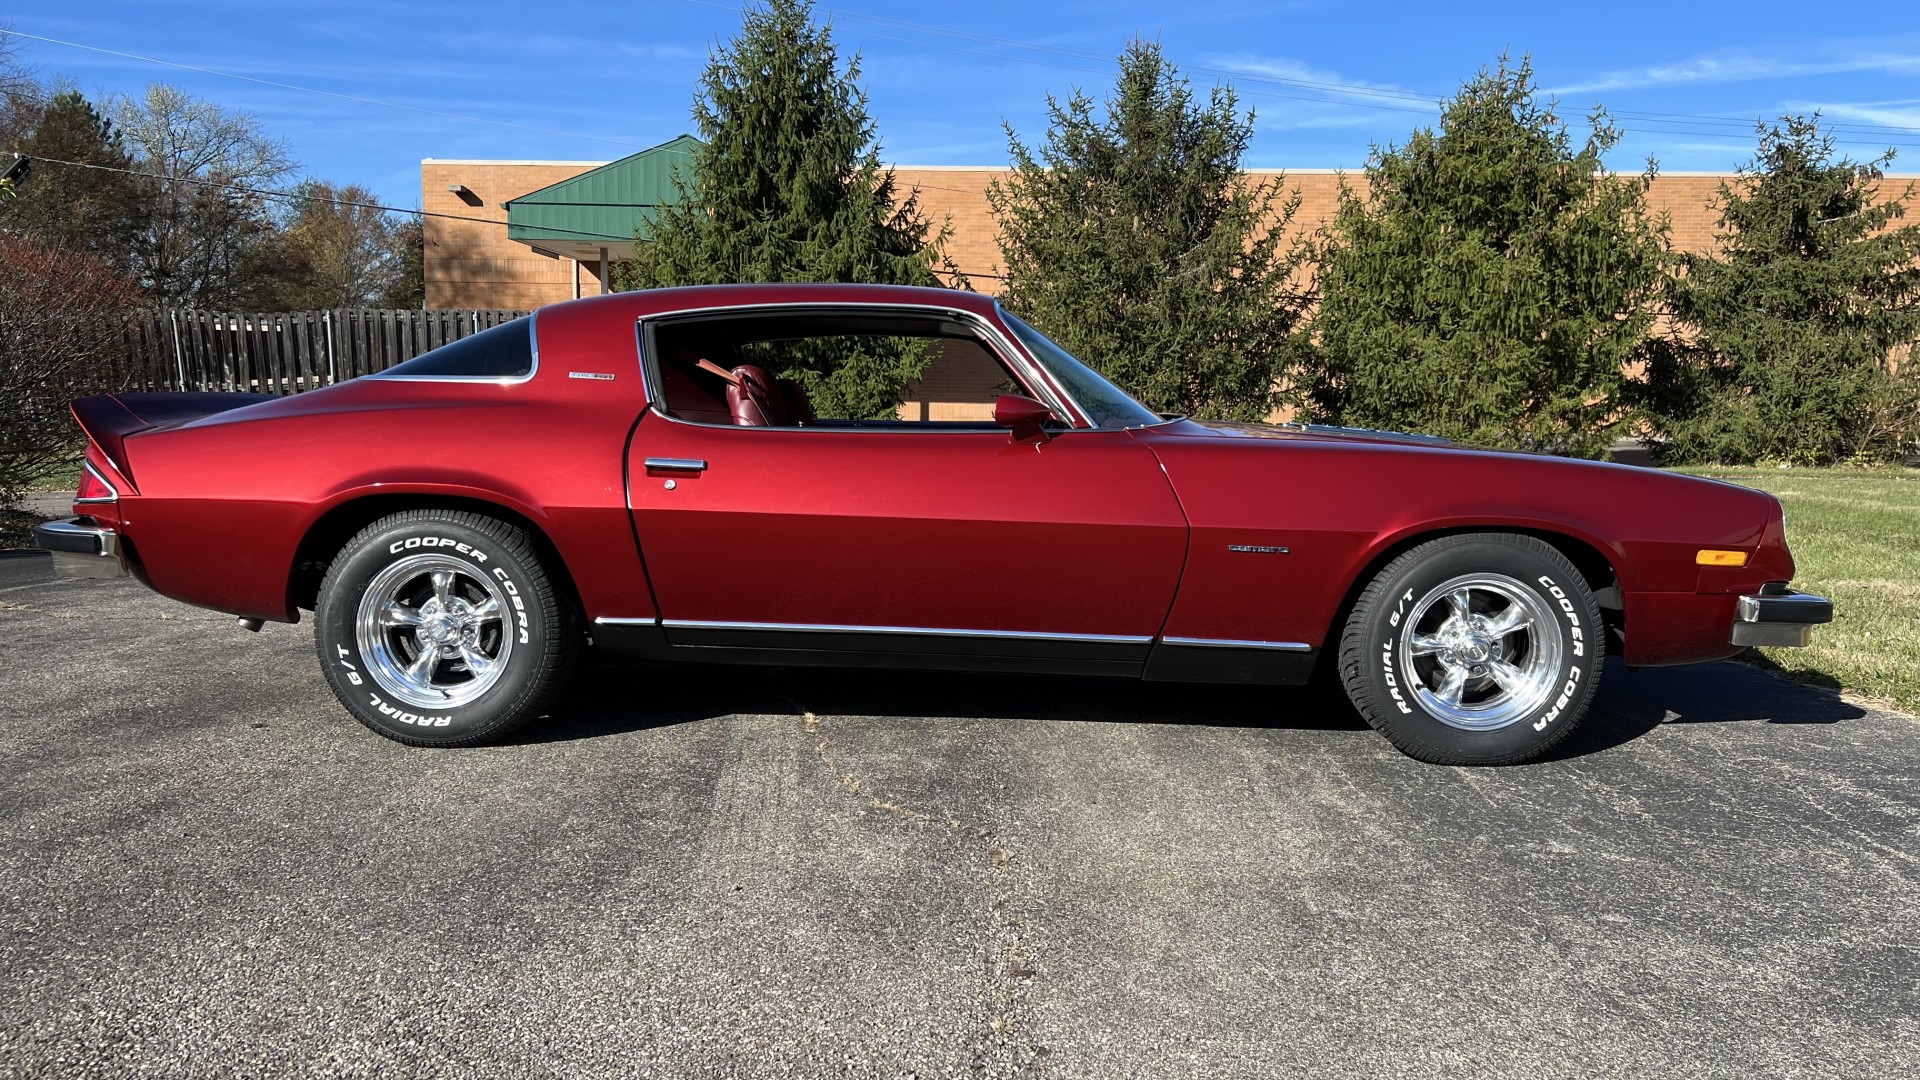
[998,310,1164,429]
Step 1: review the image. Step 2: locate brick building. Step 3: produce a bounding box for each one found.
[421,140,1905,310]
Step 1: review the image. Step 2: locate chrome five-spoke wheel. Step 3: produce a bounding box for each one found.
[354,554,512,709]
[1397,572,1564,732]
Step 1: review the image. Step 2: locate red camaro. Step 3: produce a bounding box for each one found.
[35,284,1831,764]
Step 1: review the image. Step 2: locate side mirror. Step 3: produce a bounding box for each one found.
[993,394,1056,443]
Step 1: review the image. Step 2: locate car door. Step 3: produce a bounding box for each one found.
[622,315,1188,660]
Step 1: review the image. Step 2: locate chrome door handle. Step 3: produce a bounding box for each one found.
[643,457,708,472]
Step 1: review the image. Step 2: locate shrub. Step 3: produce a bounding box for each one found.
[988,39,1312,421]
[1637,116,1920,466]
[1305,57,1669,458]
[0,233,138,510]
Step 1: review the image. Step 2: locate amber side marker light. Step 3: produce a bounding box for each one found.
[1696,549,1750,567]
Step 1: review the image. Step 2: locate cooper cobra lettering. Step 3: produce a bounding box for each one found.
[492,566,530,644]
[1532,666,1584,732]
[1537,574,1586,657]
[388,537,490,563]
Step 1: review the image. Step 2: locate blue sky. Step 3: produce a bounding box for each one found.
[6,0,1920,210]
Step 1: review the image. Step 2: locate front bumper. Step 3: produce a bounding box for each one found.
[32,518,128,580]
[1730,583,1833,648]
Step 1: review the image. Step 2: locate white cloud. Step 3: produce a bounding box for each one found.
[429,31,705,63]
[1193,54,1434,132]
[1785,98,1920,130]
[1551,47,1920,96]
[1201,54,1429,104]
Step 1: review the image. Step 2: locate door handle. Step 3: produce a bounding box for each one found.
[644,457,708,473]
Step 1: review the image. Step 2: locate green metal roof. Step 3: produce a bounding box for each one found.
[504,134,699,257]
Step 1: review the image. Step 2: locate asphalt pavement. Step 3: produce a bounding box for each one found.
[1,572,1915,1079]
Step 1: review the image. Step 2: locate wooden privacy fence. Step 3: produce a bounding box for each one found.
[121,309,532,394]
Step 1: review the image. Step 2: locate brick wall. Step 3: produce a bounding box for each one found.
[422,161,607,309]
[423,160,1912,309]
[896,336,1010,421]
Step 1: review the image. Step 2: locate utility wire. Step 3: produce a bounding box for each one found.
[14,154,651,243]
[16,14,1919,173]
[14,14,1920,160]
[0,28,659,152]
[680,0,1920,143]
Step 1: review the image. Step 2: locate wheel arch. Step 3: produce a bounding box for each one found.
[1319,525,1627,675]
[289,493,583,620]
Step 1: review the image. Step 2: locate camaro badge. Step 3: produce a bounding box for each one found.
[1227,544,1289,555]
[568,372,616,381]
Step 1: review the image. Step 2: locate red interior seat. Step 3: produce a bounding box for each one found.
[726,365,789,426]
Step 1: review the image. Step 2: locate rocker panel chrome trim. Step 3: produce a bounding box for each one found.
[659,618,1153,645]
[1160,636,1314,652]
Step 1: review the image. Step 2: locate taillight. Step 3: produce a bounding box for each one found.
[76,462,119,504]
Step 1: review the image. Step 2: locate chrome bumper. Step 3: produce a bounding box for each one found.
[1730,583,1833,648]
[31,518,128,579]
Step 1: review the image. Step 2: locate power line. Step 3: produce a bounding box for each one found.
[0,28,659,152]
[17,13,1919,171]
[827,6,1442,107]
[681,0,1920,143]
[15,154,649,242]
[679,0,1437,116]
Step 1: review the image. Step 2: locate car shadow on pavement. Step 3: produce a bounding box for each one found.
[521,654,1870,760]
[1542,658,1868,762]
[517,658,1368,747]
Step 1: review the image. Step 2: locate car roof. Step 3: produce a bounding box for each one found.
[540,282,1002,322]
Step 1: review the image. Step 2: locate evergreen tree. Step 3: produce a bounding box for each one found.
[988,40,1310,421]
[0,91,148,274]
[614,0,957,419]
[1307,57,1669,458]
[1639,117,1920,465]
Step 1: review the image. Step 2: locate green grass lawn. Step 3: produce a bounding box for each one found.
[1683,466,1920,714]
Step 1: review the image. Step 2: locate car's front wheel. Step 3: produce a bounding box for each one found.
[314,509,578,746]
[1338,534,1606,765]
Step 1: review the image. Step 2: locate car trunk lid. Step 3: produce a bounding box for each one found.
[71,392,276,486]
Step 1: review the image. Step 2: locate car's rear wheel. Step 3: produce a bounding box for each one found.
[315,510,578,746]
[1338,534,1605,765]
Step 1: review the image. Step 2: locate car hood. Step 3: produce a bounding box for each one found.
[1191,420,1459,449]
[1166,418,1770,499]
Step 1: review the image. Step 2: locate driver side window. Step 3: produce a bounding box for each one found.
[647,309,1034,428]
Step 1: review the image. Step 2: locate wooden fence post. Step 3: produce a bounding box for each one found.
[324,309,337,384]
[168,309,186,392]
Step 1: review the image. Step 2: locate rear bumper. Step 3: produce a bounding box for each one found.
[32,518,128,580]
[1730,583,1833,648]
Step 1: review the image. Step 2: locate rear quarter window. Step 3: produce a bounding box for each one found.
[379,317,535,379]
